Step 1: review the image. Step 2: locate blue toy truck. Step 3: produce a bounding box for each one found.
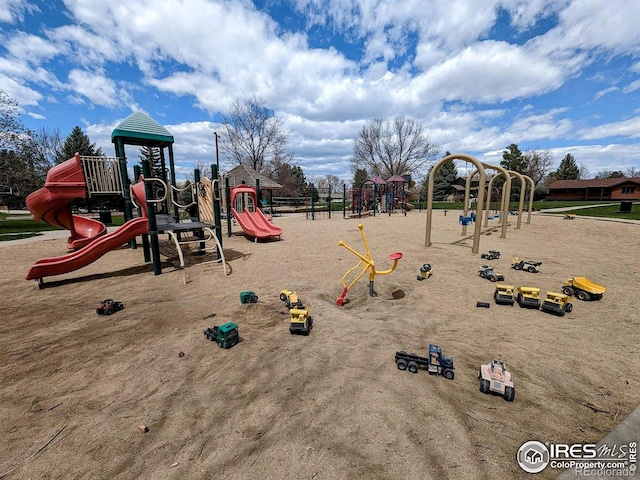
[395,344,455,379]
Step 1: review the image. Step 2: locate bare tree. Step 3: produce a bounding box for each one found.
[523,148,554,186]
[352,116,440,179]
[578,164,590,179]
[626,166,640,178]
[29,127,63,169]
[220,95,291,174]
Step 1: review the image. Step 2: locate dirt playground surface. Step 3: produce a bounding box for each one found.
[1,212,639,479]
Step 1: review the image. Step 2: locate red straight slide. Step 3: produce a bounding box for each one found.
[232,207,282,239]
[26,153,106,249]
[230,185,281,240]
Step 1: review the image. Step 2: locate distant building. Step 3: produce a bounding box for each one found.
[546,177,640,201]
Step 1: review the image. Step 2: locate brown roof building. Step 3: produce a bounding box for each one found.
[547,177,640,201]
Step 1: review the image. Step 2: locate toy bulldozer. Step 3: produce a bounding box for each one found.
[562,277,606,301]
[417,263,433,281]
[516,286,541,309]
[494,284,515,305]
[540,291,573,316]
[480,250,501,260]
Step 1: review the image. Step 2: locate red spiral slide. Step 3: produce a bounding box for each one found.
[26,154,106,250]
[25,164,150,283]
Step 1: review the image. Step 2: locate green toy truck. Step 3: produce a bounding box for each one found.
[240,291,259,304]
[204,322,240,348]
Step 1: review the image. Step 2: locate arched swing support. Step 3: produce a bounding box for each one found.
[425,154,487,254]
[463,163,511,239]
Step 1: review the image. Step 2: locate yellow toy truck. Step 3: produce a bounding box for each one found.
[516,286,541,309]
[280,289,303,309]
[289,307,313,335]
[494,284,515,306]
[540,291,573,316]
[562,277,606,301]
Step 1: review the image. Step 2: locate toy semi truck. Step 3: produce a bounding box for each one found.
[394,344,455,379]
[204,322,240,348]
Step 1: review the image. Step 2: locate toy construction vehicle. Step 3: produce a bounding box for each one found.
[394,344,455,380]
[494,284,515,306]
[204,322,240,348]
[478,265,505,282]
[540,292,573,316]
[96,299,124,315]
[480,250,501,260]
[562,277,606,301]
[563,214,576,220]
[289,307,313,335]
[479,359,515,402]
[417,263,433,281]
[511,257,541,273]
[240,291,258,304]
[516,286,541,309]
[280,290,303,309]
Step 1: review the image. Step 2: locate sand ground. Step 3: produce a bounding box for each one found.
[1,211,639,479]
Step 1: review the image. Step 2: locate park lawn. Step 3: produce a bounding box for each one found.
[547,203,640,220]
[0,213,126,241]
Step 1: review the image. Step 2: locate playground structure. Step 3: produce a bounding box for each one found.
[336,223,403,306]
[24,112,227,286]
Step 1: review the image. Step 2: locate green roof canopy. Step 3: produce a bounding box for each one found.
[111,112,174,147]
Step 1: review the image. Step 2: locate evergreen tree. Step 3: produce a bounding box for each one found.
[139,146,163,179]
[500,144,526,199]
[553,154,580,180]
[56,126,104,164]
[352,168,368,188]
[429,160,458,201]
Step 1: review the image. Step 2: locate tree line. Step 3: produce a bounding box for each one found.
[2,88,638,209]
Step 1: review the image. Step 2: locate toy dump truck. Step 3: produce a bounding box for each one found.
[394,344,455,379]
[280,290,303,309]
[540,292,573,316]
[481,250,501,260]
[417,263,433,281]
[479,359,515,402]
[289,307,313,335]
[240,291,258,304]
[479,265,505,282]
[516,286,541,309]
[562,277,606,301]
[204,322,240,348]
[97,299,124,315]
[511,257,541,273]
[494,284,515,305]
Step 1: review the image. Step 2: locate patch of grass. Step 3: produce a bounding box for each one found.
[0,232,44,242]
[548,204,640,220]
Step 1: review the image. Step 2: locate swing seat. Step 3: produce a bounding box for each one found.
[459,215,472,226]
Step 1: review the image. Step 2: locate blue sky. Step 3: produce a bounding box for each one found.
[1,0,640,182]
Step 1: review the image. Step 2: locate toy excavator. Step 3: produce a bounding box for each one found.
[337,223,402,306]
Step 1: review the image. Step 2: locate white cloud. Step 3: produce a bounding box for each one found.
[577,117,640,140]
[66,69,120,108]
[622,80,640,94]
[593,86,619,101]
